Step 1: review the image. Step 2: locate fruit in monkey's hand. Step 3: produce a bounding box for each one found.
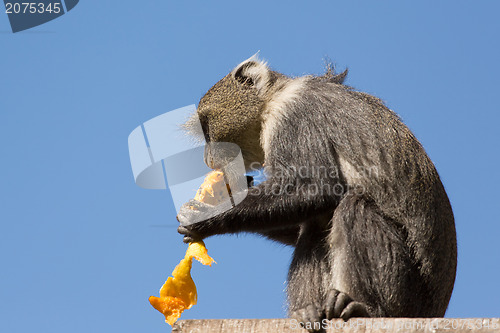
[148,240,215,325]
[149,171,227,325]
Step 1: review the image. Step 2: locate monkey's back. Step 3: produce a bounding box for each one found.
[283,78,457,316]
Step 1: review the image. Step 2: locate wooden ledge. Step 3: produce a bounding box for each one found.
[173,318,500,333]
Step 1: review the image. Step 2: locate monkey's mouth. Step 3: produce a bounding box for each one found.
[203,142,242,169]
[128,104,249,216]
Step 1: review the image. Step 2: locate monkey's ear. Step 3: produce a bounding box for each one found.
[232,54,271,94]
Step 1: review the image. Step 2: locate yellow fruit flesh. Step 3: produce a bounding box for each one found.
[149,171,225,325]
[193,170,229,205]
[148,240,215,325]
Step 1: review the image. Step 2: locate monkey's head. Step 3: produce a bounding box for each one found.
[185,55,282,170]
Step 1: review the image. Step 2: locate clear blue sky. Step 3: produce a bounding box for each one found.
[1,1,499,332]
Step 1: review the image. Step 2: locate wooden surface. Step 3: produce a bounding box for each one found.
[172,318,500,333]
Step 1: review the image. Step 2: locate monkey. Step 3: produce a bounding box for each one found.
[176,54,457,330]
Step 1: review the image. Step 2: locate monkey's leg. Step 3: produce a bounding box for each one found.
[324,192,420,319]
[287,223,331,332]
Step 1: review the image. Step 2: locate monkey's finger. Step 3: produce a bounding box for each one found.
[334,292,352,319]
[186,198,211,212]
[324,289,340,319]
[177,225,192,235]
[177,225,202,242]
[340,301,369,320]
[183,235,195,243]
[176,206,199,226]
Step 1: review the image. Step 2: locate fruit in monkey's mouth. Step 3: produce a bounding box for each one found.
[193,170,231,205]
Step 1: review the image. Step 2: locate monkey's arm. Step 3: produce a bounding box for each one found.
[241,177,302,245]
[177,178,336,242]
[258,225,301,246]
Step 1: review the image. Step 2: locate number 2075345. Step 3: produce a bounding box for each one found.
[5,2,62,14]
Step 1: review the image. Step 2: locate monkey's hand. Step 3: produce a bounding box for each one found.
[176,199,227,243]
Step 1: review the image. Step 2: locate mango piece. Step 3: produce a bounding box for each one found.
[148,295,187,326]
[185,240,216,266]
[149,240,215,325]
[193,170,231,205]
[149,171,225,325]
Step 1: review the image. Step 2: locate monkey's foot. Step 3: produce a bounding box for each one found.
[324,289,370,321]
[290,303,325,333]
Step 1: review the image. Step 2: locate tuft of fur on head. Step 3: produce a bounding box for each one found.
[319,57,348,84]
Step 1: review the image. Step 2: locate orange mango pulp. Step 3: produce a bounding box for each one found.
[193,170,229,205]
[149,171,225,325]
[148,241,215,325]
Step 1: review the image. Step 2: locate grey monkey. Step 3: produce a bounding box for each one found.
[177,55,457,330]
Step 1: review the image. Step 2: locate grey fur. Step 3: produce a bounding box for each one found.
[177,57,457,330]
